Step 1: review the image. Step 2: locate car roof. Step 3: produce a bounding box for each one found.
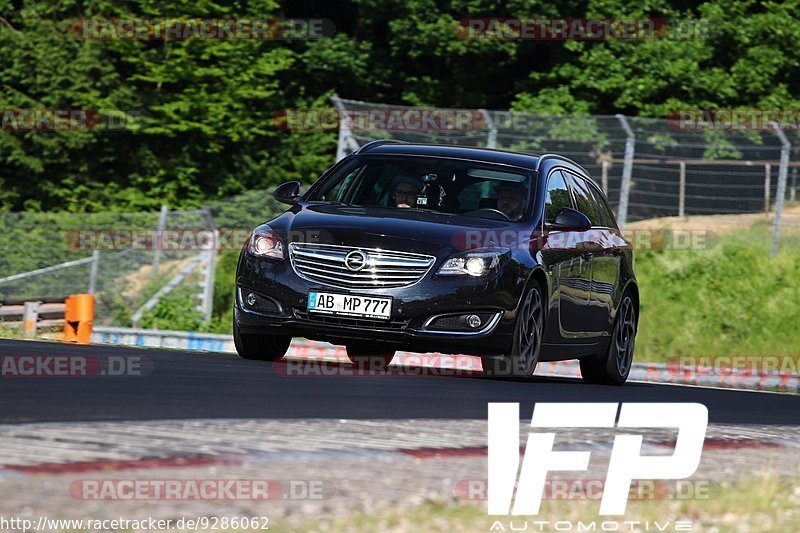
[360,142,541,170]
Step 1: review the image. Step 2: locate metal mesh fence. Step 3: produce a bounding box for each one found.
[334,97,800,237]
[0,191,282,326]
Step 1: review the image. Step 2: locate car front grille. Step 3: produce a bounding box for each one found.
[288,243,435,289]
[293,309,410,330]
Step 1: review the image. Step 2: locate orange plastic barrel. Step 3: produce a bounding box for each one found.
[64,294,95,344]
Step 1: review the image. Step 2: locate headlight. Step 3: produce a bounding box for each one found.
[248,225,284,260]
[437,249,508,277]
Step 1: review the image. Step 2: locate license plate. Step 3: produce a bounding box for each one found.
[307,292,392,320]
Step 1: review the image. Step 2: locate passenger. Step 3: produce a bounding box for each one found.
[496,182,526,221]
[393,175,421,208]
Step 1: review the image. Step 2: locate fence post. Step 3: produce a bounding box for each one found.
[22,301,39,338]
[152,204,168,276]
[196,207,218,324]
[768,122,790,256]
[200,229,219,323]
[88,250,100,294]
[331,93,360,160]
[678,161,686,218]
[601,160,609,195]
[615,114,635,229]
[764,164,771,215]
[480,109,497,149]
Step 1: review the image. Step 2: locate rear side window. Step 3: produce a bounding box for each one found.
[543,170,573,223]
[565,172,601,227]
[587,183,618,229]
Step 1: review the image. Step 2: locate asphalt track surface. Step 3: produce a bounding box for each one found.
[1,339,798,425]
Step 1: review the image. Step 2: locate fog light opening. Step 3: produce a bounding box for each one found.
[466,314,482,328]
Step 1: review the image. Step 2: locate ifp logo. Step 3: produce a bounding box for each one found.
[488,403,708,516]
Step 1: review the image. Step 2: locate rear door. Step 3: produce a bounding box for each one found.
[584,181,625,335]
[566,172,621,337]
[539,170,589,339]
[559,171,597,337]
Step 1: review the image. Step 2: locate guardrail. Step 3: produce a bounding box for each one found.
[1,294,95,343]
[90,328,346,359]
[92,326,235,352]
[0,301,67,337]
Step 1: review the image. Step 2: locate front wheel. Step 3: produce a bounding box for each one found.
[483,283,544,378]
[580,293,637,385]
[233,326,292,362]
[346,343,395,371]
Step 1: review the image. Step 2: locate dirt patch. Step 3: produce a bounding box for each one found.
[626,204,800,236]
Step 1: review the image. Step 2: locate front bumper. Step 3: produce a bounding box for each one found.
[234,252,522,356]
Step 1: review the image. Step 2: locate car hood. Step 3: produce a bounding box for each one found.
[267,203,519,257]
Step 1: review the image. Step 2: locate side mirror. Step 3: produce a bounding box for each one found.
[273,181,301,205]
[547,207,592,231]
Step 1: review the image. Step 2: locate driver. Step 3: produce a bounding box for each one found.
[496,182,526,221]
[393,175,421,208]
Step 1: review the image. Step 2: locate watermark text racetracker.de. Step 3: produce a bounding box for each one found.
[669,355,800,376]
[276,353,483,377]
[278,108,653,132]
[274,107,485,132]
[67,228,714,252]
[667,109,800,130]
[1,355,150,378]
[0,109,142,132]
[457,478,721,502]
[457,18,715,41]
[70,478,334,501]
[452,228,712,252]
[70,18,335,40]
[67,229,252,252]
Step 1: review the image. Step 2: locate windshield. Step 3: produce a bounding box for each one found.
[306,155,534,222]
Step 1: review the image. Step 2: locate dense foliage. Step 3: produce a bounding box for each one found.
[2,0,799,212]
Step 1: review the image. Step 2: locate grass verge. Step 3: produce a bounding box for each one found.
[635,224,800,362]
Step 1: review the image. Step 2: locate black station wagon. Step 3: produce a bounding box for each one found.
[234,141,639,385]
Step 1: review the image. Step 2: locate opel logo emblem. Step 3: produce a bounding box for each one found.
[344,250,368,271]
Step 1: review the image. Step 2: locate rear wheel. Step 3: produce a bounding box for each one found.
[346,343,395,371]
[233,327,292,362]
[483,283,544,378]
[580,293,637,385]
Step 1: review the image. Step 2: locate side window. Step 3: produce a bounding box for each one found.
[566,172,601,227]
[587,183,618,229]
[544,170,573,223]
[364,164,403,207]
[592,188,619,229]
[321,165,364,203]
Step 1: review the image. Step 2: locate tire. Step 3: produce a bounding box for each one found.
[483,282,544,378]
[580,292,637,385]
[346,343,395,371]
[233,326,292,362]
